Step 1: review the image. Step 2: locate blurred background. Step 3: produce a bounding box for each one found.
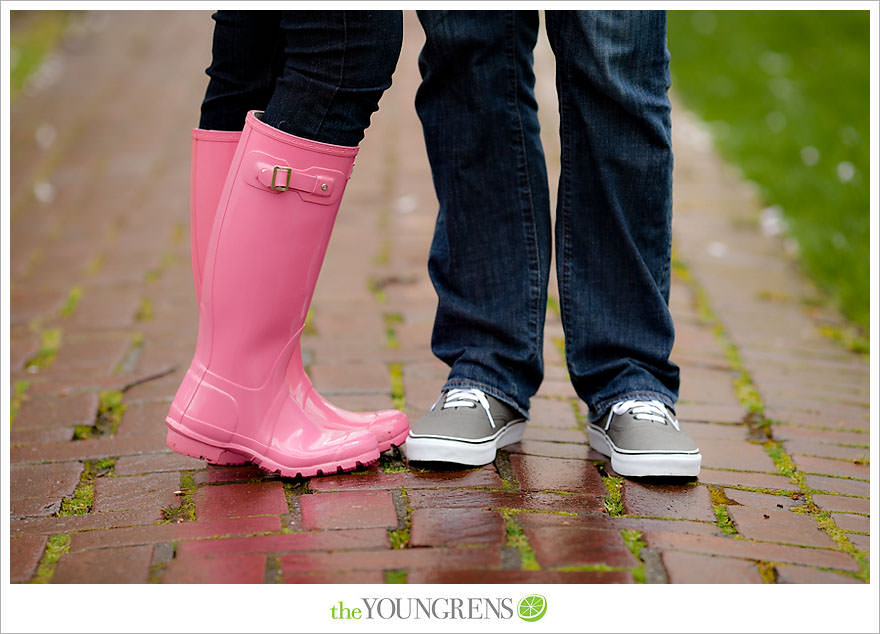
[10,9,870,341]
[666,11,870,340]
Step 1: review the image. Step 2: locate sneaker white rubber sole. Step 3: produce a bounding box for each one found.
[404,420,526,466]
[588,425,701,477]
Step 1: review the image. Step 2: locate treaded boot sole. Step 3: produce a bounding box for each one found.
[404,420,526,466]
[166,422,379,479]
[588,425,701,477]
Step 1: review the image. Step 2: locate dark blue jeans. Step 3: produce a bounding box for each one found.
[416,10,679,420]
[199,10,402,146]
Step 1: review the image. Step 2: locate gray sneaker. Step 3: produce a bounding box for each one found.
[588,400,701,477]
[404,388,527,465]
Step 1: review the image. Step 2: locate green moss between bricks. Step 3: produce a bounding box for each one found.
[135,297,154,322]
[380,450,408,474]
[620,529,647,584]
[388,488,412,549]
[496,506,577,518]
[819,325,869,356]
[712,504,739,536]
[756,561,778,583]
[86,254,104,274]
[812,511,870,582]
[502,511,539,570]
[707,485,740,536]
[368,277,388,303]
[571,400,587,427]
[553,564,621,573]
[303,307,317,336]
[763,440,805,488]
[383,312,403,349]
[160,472,196,523]
[602,476,624,517]
[74,390,126,440]
[60,286,82,317]
[24,328,61,372]
[30,534,70,583]
[389,362,405,410]
[10,380,30,425]
[385,570,407,584]
[675,253,868,581]
[171,222,187,246]
[57,458,115,516]
[672,255,764,414]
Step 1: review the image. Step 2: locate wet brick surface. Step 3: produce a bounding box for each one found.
[8,11,869,588]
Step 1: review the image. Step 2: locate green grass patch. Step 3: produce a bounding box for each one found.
[60,286,82,317]
[502,511,540,570]
[24,328,61,372]
[10,380,30,425]
[30,533,70,583]
[668,10,869,333]
[601,475,624,517]
[10,10,71,100]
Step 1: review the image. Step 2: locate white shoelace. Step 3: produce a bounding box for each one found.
[432,388,496,429]
[605,399,680,431]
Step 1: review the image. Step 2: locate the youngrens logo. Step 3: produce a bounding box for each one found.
[517,595,547,622]
[330,595,547,622]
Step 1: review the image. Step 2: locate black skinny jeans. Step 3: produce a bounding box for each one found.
[199,10,403,146]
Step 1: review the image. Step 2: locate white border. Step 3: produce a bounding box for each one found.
[2,3,878,634]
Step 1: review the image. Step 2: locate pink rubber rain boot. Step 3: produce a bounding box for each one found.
[188,128,409,453]
[189,129,240,301]
[166,111,380,477]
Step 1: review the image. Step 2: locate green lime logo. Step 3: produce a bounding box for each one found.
[517,595,547,622]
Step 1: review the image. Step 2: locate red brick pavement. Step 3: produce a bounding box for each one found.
[7,10,871,588]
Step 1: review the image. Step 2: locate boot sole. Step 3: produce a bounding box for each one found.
[404,421,526,466]
[588,426,701,477]
[167,420,409,466]
[166,422,379,479]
